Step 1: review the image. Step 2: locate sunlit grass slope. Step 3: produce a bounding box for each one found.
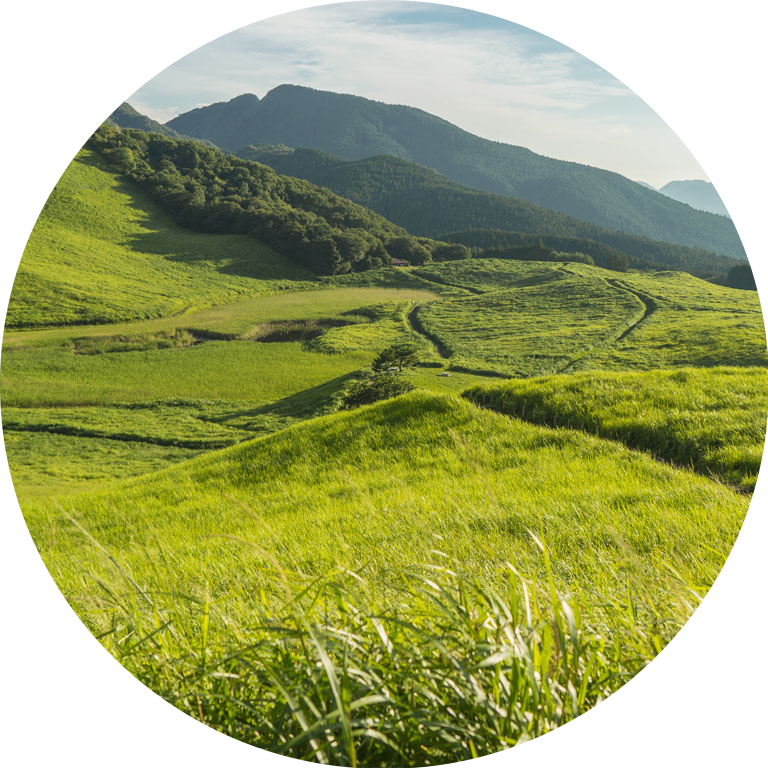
[415,260,766,375]
[8,149,312,327]
[417,269,644,375]
[564,265,768,371]
[465,366,768,491]
[31,392,746,618]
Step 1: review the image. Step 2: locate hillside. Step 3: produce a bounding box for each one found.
[88,124,465,276]
[659,180,768,261]
[18,389,750,760]
[413,259,767,376]
[167,85,745,259]
[240,145,740,278]
[8,149,311,327]
[107,102,185,138]
[465,366,768,491]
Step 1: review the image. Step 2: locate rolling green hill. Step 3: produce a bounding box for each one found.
[19,389,750,761]
[465,366,768,491]
[413,260,767,376]
[167,85,745,259]
[9,148,312,327]
[240,145,740,279]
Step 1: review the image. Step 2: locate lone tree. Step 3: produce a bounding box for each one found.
[372,343,420,373]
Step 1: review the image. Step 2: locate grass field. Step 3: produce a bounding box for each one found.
[414,260,766,376]
[417,270,644,375]
[21,392,749,761]
[3,150,766,763]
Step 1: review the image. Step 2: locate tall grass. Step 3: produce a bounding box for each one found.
[74,524,681,765]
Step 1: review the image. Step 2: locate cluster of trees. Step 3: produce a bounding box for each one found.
[442,229,737,279]
[341,344,420,409]
[88,126,463,275]
[723,263,757,290]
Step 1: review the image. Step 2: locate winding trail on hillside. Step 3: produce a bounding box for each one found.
[410,271,486,295]
[170,304,194,318]
[407,304,512,379]
[553,267,659,374]
[408,304,451,360]
[605,279,657,342]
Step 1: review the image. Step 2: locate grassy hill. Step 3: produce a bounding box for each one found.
[167,85,745,259]
[5,258,763,501]
[9,149,312,327]
[20,389,750,761]
[465,366,768,491]
[240,145,740,279]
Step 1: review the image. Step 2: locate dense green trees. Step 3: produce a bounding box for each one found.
[724,263,757,290]
[442,229,741,279]
[88,126,453,275]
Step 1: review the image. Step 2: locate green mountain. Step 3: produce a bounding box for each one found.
[239,145,740,278]
[107,103,184,138]
[659,179,730,218]
[167,85,745,259]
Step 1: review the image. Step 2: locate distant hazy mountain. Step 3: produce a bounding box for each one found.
[240,144,738,277]
[659,179,768,216]
[634,181,656,190]
[167,85,745,259]
[659,179,768,261]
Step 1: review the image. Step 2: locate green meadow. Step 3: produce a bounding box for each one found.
[20,393,749,763]
[3,144,767,763]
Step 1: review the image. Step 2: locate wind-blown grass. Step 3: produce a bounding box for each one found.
[25,392,743,762]
[85,548,686,765]
[464,366,768,491]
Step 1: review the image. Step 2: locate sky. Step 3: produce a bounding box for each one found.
[0,0,768,188]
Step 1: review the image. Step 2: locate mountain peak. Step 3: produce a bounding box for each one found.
[227,92,260,105]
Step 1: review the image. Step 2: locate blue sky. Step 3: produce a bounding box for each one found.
[2,0,768,187]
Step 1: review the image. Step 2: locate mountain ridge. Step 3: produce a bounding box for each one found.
[166,84,745,259]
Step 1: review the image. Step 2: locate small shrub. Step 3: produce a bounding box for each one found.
[341,373,414,409]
